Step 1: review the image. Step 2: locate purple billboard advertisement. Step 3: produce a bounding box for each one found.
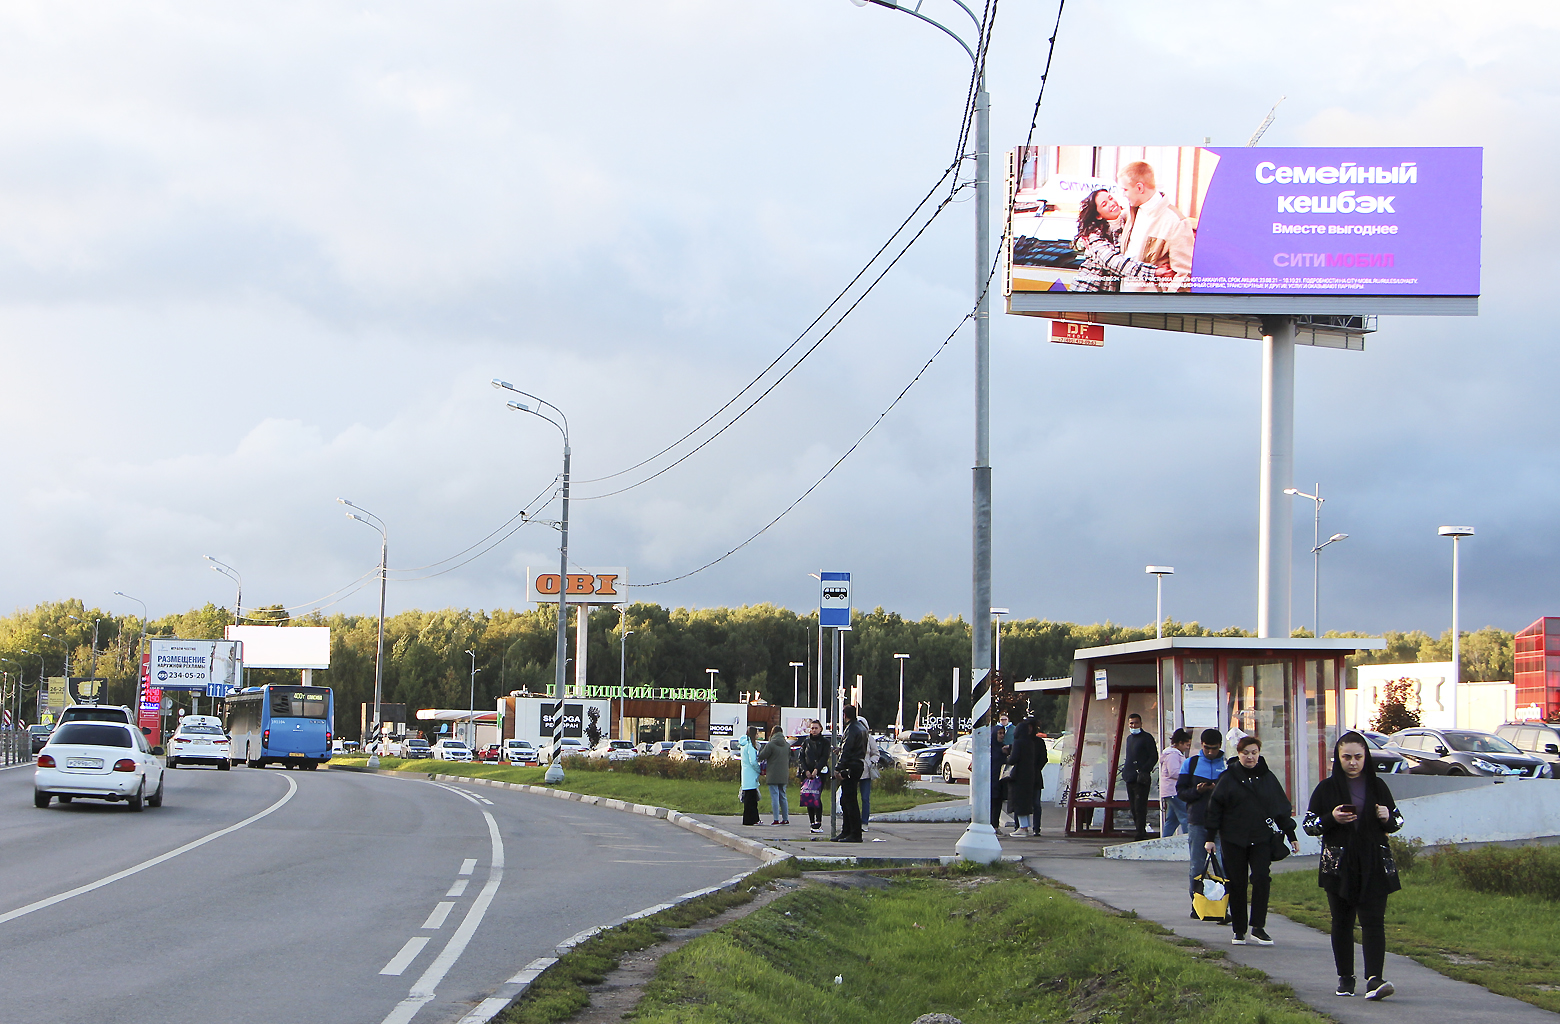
[1006,146,1481,301]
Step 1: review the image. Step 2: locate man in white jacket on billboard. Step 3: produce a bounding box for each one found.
[1118,160,1194,292]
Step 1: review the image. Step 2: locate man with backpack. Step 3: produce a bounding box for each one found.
[1177,727,1229,917]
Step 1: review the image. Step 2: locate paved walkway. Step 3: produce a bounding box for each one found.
[697,804,1557,1023]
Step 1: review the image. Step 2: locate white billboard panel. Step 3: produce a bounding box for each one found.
[224,625,332,669]
[148,639,242,693]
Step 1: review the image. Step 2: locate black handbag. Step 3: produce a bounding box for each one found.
[1266,817,1292,861]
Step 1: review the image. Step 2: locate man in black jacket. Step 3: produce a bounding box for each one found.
[1119,713,1159,840]
[833,704,867,842]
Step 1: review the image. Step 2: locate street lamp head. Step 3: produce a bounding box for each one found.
[1283,487,1298,495]
[507,400,530,412]
[894,653,910,660]
[990,607,1009,617]
[1145,565,1175,576]
[492,379,511,391]
[1438,525,1475,538]
[789,661,804,667]
[1329,533,1349,543]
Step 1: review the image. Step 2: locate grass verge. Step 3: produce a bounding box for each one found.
[328,757,948,816]
[495,859,802,1024]
[627,869,1326,1024]
[1269,856,1560,1012]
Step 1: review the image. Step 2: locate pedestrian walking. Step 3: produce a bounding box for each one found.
[990,720,1009,826]
[1119,713,1158,840]
[1178,727,1228,916]
[798,719,831,834]
[858,718,880,831]
[1303,731,1405,1000]
[1203,736,1299,946]
[1159,728,1192,837]
[832,704,867,843]
[738,726,761,826]
[1004,717,1046,837]
[760,728,792,826]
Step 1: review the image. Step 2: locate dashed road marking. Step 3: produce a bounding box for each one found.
[380,937,430,976]
[446,879,469,897]
[459,859,477,875]
[421,902,456,929]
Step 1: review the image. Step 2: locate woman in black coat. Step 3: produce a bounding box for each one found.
[1203,735,1298,946]
[1303,731,1405,1001]
[1005,718,1047,837]
[797,720,832,834]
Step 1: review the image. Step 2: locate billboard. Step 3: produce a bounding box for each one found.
[525,567,628,606]
[149,639,242,693]
[1006,146,1481,312]
[225,625,331,670]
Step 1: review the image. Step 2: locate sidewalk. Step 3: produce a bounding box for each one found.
[695,805,1557,1024]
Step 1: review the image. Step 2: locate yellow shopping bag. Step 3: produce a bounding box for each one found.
[1192,853,1230,922]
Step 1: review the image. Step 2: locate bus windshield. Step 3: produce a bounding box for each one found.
[270,689,330,719]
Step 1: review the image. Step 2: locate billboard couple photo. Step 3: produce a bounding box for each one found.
[1073,161,1195,293]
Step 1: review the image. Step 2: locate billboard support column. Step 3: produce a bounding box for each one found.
[1258,316,1296,639]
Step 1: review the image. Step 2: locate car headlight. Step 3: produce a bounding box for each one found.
[1470,758,1505,774]
[1538,763,1552,778]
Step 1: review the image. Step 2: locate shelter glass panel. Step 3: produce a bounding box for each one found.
[1182,658,1218,738]
[1228,658,1294,795]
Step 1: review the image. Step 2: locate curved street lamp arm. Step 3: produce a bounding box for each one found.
[493,380,570,440]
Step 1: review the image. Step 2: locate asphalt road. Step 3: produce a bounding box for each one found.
[0,761,753,1024]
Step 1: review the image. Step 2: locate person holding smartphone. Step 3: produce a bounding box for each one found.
[1302,731,1406,1001]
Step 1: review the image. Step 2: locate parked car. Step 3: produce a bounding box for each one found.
[880,740,921,772]
[589,739,639,762]
[400,738,433,759]
[29,724,54,754]
[547,736,590,761]
[1359,731,1408,774]
[432,739,473,762]
[504,739,539,765]
[35,721,165,810]
[910,743,950,777]
[1389,727,1550,778]
[640,741,676,757]
[58,705,135,727]
[477,744,503,763]
[1494,721,1560,777]
[669,739,716,762]
[939,734,974,783]
[166,715,231,770]
[897,730,934,750]
[713,737,742,763]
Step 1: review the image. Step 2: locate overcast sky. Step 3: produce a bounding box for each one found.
[1,0,1554,639]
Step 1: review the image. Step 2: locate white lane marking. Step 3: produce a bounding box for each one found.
[445,879,469,897]
[459,858,477,876]
[0,774,298,926]
[426,781,483,805]
[380,937,431,976]
[421,902,456,929]
[379,809,505,1024]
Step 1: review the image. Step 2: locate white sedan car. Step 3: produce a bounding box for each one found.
[35,721,166,811]
[589,739,638,762]
[167,715,232,770]
[432,739,473,761]
[939,734,975,783]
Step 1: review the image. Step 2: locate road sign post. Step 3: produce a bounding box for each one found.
[820,572,851,839]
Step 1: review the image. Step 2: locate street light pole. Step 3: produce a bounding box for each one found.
[494,379,571,782]
[1439,526,1475,694]
[204,555,243,624]
[789,661,804,708]
[467,649,479,748]
[619,615,634,742]
[338,501,388,766]
[115,591,149,732]
[1145,567,1175,639]
[893,653,910,735]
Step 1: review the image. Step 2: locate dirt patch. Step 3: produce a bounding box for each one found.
[560,878,804,1024]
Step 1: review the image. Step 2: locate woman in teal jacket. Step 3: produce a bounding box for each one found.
[739,727,761,825]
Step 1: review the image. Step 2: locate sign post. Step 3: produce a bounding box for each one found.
[819,572,851,839]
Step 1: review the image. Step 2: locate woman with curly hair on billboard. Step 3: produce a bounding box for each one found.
[1072,187,1173,292]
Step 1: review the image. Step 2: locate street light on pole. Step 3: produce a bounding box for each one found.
[893,654,910,736]
[466,649,480,749]
[203,555,243,625]
[990,608,1009,674]
[1439,526,1475,691]
[338,501,388,767]
[495,379,571,782]
[619,613,634,742]
[1284,486,1348,637]
[850,0,1000,864]
[789,662,804,707]
[1145,567,1175,639]
[115,591,149,732]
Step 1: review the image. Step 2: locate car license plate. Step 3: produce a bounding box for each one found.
[290,752,304,757]
[66,758,102,768]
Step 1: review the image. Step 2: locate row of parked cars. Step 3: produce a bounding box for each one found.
[1362,722,1559,778]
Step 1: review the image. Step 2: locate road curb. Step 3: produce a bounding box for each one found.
[327,765,792,864]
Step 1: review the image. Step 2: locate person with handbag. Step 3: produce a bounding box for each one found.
[1302,731,1405,1000]
[798,719,831,834]
[1118,713,1159,840]
[1203,735,1299,946]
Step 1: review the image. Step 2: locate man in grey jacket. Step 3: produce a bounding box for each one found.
[760,729,792,825]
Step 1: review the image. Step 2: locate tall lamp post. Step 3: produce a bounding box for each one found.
[1145,567,1175,639]
[789,661,805,708]
[849,0,1000,864]
[1284,486,1348,637]
[203,556,243,624]
[893,653,910,736]
[991,608,1009,674]
[494,379,571,783]
[338,501,388,767]
[115,591,149,733]
[1439,526,1475,691]
[466,649,480,749]
[619,612,634,742]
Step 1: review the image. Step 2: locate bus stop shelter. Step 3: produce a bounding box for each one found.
[1060,636,1384,838]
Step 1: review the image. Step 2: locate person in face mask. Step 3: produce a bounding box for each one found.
[1118,713,1159,840]
[1303,731,1405,1001]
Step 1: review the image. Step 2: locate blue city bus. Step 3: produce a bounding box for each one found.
[224,685,333,770]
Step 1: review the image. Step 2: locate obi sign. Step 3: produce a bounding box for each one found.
[526,567,629,605]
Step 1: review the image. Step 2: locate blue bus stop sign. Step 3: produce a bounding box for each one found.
[820,571,851,627]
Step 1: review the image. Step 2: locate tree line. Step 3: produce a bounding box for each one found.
[0,598,1518,739]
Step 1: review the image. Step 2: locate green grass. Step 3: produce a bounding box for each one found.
[1269,856,1560,1012]
[627,872,1326,1024]
[496,860,802,1024]
[328,757,949,817]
